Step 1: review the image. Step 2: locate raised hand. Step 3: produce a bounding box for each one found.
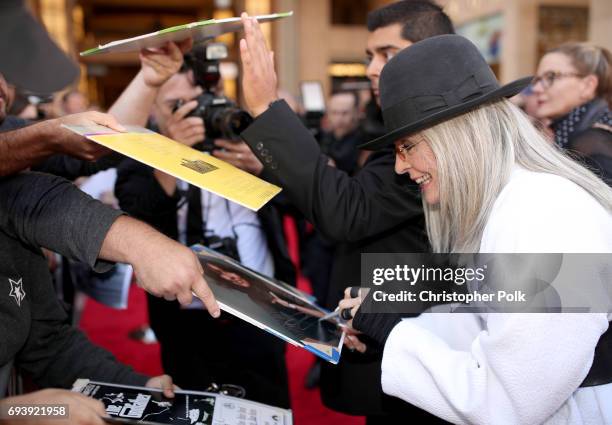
[140,39,193,88]
[239,13,278,117]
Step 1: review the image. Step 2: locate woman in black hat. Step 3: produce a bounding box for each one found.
[336,35,612,424]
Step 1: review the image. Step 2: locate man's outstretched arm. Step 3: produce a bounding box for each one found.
[0,111,124,176]
[0,172,219,315]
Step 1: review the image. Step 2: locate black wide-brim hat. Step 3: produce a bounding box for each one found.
[0,0,79,93]
[360,34,531,150]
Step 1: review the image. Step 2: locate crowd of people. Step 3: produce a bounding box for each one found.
[0,0,610,424]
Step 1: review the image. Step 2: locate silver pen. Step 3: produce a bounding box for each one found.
[318,307,340,322]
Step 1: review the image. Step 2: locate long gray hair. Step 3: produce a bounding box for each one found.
[419,99,612,253]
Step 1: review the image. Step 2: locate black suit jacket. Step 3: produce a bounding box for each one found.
[241,100,432,416]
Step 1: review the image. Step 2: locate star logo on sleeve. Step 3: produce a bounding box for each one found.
[9,278,26,307]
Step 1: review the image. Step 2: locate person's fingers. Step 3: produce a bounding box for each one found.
[181,116,205,129]
[71,393,107,417]
[90,111,126,132]
[172,100,198,121]
[211,149,232,161]
[176,289,193,306]
[347,335,367,353]
[176,37,193,53]
[253,18,273,71]
[172,120,204,141]
[163,292,177,302]
[213,139,236,150]
[344,336,356,350]
[192,274,220,318]
[239,38,252,70]
[158,375,175,398]
[343,286,352,298]
[89,399,108,418]
[244,16,262,65]
[165,41,183,62]
[251,19,269,72]
[195,258,204,275]
[338,297,361,310]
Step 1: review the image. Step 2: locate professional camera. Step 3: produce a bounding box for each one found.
[177,43,252,142]
[202,232,240,262]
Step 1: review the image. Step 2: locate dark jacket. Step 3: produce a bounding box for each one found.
[241,100,432,417]
[553,98,612,186]
[0,172,148,397]
[114,159,294,408]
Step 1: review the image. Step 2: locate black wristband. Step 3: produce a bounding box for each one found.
[352,311,402,346]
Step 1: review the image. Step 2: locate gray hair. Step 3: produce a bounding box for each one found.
[419,99,612,253]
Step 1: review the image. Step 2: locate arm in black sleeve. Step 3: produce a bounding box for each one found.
[241,100,423,242]
[0,172,123,272]
[32,152,126,181]
[568,128,612,186]
[114,159,181,225]
[352,311,402,347]
[16,266,149,388]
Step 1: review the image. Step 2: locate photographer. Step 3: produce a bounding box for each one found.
[113,46,294,408]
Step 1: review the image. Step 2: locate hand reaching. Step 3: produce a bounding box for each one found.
[145,374,179,398]
[212,139,263,175]
[239,13,278,117]
[140,39,193,89]
[52,111,126,161]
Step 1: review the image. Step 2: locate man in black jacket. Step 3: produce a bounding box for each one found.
[238,2,454,423]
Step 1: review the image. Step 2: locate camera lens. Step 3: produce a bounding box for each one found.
[209,107,253,140]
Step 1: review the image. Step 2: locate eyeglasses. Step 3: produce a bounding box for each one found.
[395,137,425,160]
[531,71,582,89]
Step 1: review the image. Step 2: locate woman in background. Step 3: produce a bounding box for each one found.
[532,42,612,184]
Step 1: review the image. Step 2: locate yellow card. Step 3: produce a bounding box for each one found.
[63,125,281,211]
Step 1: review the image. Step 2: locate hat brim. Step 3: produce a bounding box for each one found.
[0,6,78,93]
[359,76,532,150]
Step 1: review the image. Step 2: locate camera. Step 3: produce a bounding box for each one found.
[176,43,252,142]
[202,232,241,262]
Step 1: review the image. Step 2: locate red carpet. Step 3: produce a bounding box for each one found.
[79,218,364,425]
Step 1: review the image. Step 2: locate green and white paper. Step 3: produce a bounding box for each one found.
[80,11,293,56]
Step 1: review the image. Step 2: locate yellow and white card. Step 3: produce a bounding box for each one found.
[64,124,281,211]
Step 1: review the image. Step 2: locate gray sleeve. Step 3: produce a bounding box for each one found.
[0,172,124,272]
[16,271,150,389]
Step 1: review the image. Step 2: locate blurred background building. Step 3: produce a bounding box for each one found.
[25,0,612,109]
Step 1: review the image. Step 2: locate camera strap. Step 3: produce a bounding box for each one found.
[185,184,205,246]
[224,198,240,242]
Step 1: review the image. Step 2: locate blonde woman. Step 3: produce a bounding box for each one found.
[237,11,612,422]
[329,35,611,424]
[533,42,612,184]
